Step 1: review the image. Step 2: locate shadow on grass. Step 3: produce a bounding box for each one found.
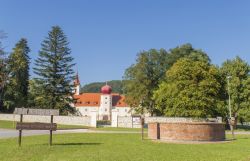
[53,142,103,146]
[237,125,250,131]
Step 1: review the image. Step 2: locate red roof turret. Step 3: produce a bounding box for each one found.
[101,84,112,94]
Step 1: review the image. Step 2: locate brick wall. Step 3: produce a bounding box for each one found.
[148,123,160,140]
[148,122,225,141]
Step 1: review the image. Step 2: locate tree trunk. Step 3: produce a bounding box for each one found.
[233,114,238,129]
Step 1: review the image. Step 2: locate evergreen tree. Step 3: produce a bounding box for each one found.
[5,38,30,111]
[0,31,8,111]
[33,26,75,114]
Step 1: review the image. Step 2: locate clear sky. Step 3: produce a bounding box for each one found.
[1,0,250,85]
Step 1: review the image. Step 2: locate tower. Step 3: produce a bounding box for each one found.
[99,83,112,120]
[74,73,80,95]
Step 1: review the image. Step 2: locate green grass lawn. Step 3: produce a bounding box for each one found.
[0,133,250,161]
[93,127,146,132]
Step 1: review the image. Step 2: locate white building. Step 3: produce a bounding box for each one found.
[73,75,132,120]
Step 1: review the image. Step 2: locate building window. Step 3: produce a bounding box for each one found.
[105,97,107,99]
[125,109,127,112]
[105,108,107,112]
[105,102,107,104]
[85,108,88,112]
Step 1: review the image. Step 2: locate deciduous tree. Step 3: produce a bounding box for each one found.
[220,56,250,125]
[123,49,169,115]
[154,58,221,117]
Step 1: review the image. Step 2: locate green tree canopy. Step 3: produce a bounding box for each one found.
[123,49,169,115]
[0,31,9,112]
[220,56,250,122]
[4,38,30,111]
[123,44,211,116]
[153,58,221,118]
[34,26,75,114]
[166,43,211,66]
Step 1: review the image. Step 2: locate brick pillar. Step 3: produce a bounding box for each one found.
[148,122,160,140]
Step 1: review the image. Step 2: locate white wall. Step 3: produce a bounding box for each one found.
[0,114,93,127]
[77,106,133,120]
[114,107,131,117]
[78,106,98,116]
[99,94,112,119]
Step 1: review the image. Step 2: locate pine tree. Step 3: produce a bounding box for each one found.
[33,26,75,114]
[6,38,30,110]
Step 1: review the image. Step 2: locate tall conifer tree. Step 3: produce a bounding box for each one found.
[34,26,75,114]
[6,38,30,110]
[0,31,8,111]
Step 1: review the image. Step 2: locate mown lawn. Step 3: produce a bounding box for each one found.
[0,133,250,161]
[93,127,146,132]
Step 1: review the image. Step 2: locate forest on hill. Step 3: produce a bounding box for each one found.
[81,80,123,94]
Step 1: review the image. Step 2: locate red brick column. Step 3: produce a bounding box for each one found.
[148,122,160,140]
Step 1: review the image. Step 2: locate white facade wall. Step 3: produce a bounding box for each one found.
[78,106,98,117]
[113,107,131,117]
[0,114,92,126]
[75,84,80,95]
[77,106,132,120]
[99,94,112,120]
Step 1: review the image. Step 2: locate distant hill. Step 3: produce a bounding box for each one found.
[80,80,123,94]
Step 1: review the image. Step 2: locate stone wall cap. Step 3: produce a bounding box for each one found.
[148,122,225,125]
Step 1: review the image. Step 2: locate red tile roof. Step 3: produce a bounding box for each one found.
[74,93,128,107]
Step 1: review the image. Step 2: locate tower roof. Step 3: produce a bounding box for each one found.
[74,72,80,85]
[101,84,112,94]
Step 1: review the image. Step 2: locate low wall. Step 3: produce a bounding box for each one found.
[0,114,92,127]
[115,116,220,128]
[148,122,225,141]
[116,116,141,128]
[117,116,132,128]
[145,117,219,123]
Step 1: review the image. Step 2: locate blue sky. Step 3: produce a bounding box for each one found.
[1,0,250,85]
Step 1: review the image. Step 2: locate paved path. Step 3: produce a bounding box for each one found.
[1,128,249,139]
[0,128,141,139]
[226,131,250,135]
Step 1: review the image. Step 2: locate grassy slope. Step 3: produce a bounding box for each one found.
[0,133,250,161]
